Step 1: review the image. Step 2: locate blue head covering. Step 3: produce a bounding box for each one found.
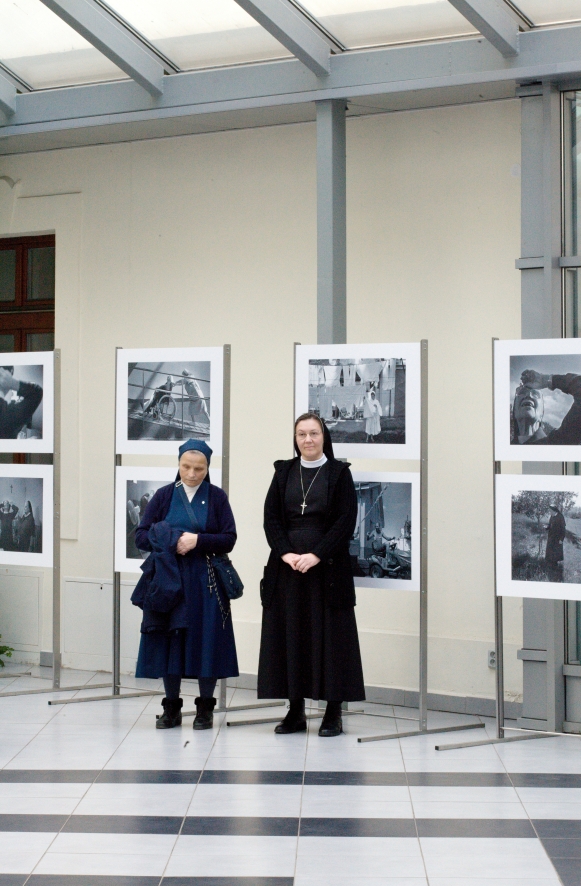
[178,438,212,465]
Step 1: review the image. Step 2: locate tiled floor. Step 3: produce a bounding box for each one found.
[0,666,579,885]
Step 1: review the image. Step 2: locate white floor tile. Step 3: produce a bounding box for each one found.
[187,783,302,817]
[0,782,91,799]
[166,834,297,876]
[413,801,527,819]
[301,786,413,818]
[47,832,177,855]
[409,787,519,802]
[521,801,581,819]
[33,851,170,876]
[420,838,558,879]
[0,831,57,873]
[2,797,80,814]
[294,879,427,886]
[516,786,581,803]
[428,880,561,886]
[296,836,424,878]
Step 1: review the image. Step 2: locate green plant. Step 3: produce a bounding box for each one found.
[0,634,13,667]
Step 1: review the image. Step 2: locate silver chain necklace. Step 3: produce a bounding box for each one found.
[299,463,324,515]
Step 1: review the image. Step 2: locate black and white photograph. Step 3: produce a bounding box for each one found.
[0,465,53,567]
[496,474,581,601]
[494,338,581,462]
[295,343,421,459]
[0,351,54,454]
[350,471,420,590]
[115,347,224,455]
[115,466,222,573]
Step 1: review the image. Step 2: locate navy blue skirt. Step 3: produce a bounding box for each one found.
[135,552,239,680]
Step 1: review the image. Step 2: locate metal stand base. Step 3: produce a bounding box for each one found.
[226,705,365,728]
[0,671,32,679]
[48,687,163,706]
[359,721,485,743]
[1,682,112,699]
[436,725,581,751]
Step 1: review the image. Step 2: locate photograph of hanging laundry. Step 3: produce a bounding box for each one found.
[307,357,405,444]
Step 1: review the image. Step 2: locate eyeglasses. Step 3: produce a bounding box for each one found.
[296,431,322,440]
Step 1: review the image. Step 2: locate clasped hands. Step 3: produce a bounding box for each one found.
[282,552,321,573]
[177,531,198,555]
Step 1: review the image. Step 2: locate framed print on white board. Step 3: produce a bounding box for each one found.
[496,473,581,602]
[0,351,54,454]
[0,464,53,567]
[116,347,224,456]
[295,343,421,460]
[494,338,581,462]
[115,466,222,574]
[351,471,420,591]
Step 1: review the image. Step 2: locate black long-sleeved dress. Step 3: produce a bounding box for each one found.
[257,458,365,702]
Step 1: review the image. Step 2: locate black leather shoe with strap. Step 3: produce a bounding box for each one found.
[318,701,343,737]
[274,699,306,734]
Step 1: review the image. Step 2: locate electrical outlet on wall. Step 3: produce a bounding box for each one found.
[488,649,496,669]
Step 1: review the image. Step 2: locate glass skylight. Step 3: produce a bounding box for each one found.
[510,1,581,26]
[301,0,477,50]
[0,0,127,89]
[107,0,293,71]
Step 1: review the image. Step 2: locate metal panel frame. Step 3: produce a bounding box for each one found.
[0,71,16,118]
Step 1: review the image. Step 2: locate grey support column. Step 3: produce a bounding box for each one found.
[316,99,346,345]
[517,83,565,733]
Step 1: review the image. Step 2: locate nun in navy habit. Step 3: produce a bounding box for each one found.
[132,439,239,730]
[258,413,365,737]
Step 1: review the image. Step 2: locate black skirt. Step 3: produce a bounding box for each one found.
[257,521,365,702]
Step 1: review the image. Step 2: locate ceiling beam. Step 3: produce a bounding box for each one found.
[233,0,331,77]
[0,71,16,118]
[39,0,165,96]
[447,0,520,56]
[2,23,581,152]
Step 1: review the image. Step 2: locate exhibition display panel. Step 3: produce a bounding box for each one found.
[437,337,581,751]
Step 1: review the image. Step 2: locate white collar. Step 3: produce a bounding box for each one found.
[300,454,328,468]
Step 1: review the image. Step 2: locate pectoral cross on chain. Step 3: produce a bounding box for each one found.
[300,501,307,514]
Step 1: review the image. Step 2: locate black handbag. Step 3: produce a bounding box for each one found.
[207,554,244,600]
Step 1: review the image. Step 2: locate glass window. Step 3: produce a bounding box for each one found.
[27,247,55,302]
[0,334,15,352]
[302,0,477,49]
[0,0,128,89]
[0,250,16,303]
[107,0,292,70]
[511,1,581,26]
[26,332,54,351]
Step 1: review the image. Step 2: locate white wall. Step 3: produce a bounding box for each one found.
[0,98,522,702]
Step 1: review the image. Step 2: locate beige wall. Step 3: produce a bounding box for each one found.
[0,97,523,701]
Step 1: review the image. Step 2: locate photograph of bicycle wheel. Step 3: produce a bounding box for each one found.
[126,360,210,443]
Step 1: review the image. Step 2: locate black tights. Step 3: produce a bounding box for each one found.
[163,675,217,700]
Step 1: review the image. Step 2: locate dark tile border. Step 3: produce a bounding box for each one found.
[0,814,66,831]
[534,820,581,838]
[304,771,407,786]
[416,819,536,838]
[97,771,201,784]
[300,818,416,837]
[26,879,160,886]
[541,837,581,858]
[200,770,302,785]
[63,815,183,834]
[182,817,299,836]
[0,771,98,783]
[510,773,581,788]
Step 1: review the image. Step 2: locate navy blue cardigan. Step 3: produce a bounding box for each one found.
[135,480,237,556]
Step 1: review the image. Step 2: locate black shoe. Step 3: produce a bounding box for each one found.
[156,697,183,729]
[318,701,342,737]
[275,699,307,734]
[194,696,216,730]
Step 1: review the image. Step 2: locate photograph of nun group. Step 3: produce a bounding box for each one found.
[0,351,54,454]
[115,347,224,456]
[295,343,421,459]
[115,466,221,573]
[0,465,53,567]
[351,472,420,590]
[496,474,581,601]
[494,338,581,462]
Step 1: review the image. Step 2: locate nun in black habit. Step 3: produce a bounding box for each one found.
[257,412,365,737]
